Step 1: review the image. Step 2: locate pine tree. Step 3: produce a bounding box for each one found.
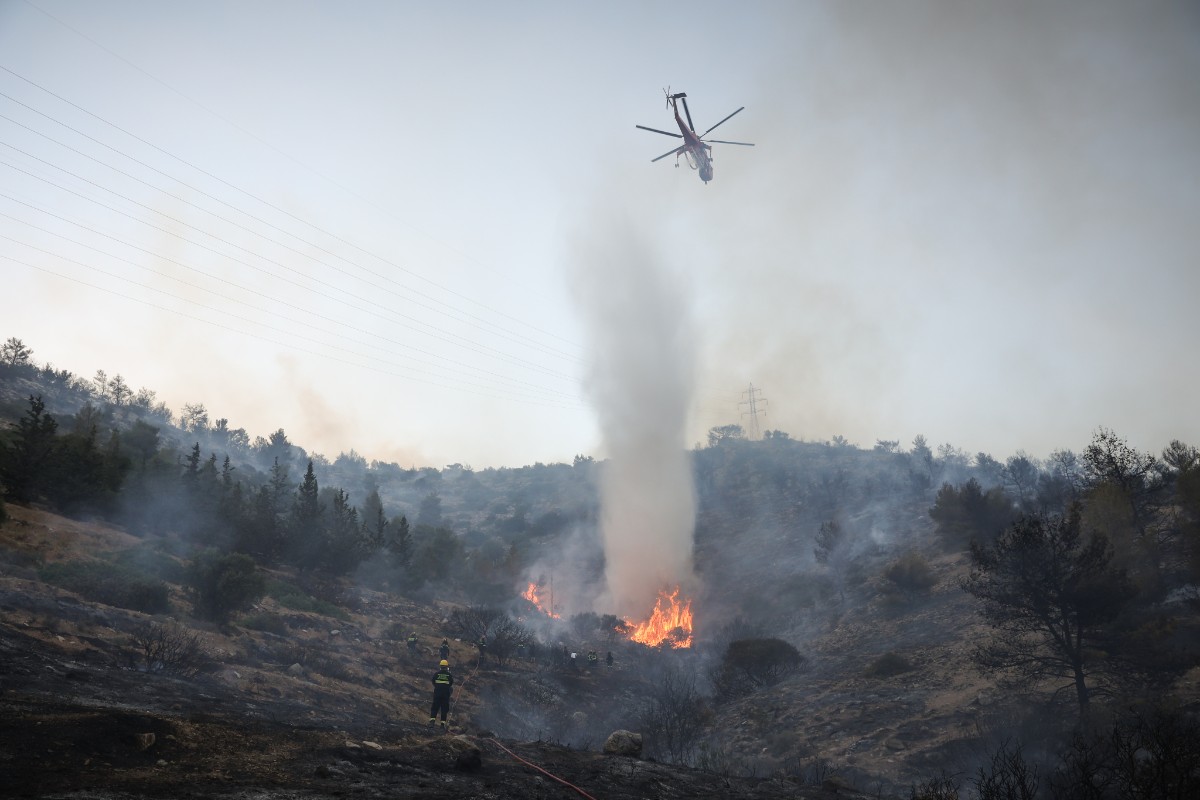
[0,395,59,503]
[361,488,389,553]
[327,488,363,574]
[290,461,324,570]
[390,514,413,568]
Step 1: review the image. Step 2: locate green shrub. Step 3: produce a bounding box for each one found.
[382,622,409,641]
[265,578,349,620]
[882,552,938,595]
[187,550,266,623]
[39,560,170,614]
[239,611,288,635]
[0,543,43,570]
[108,545,186,583]
[865,651,915,678]
[711,638,807,700]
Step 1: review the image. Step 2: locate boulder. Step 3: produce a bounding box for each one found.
[287,663,305,676]
[603,730,642,758]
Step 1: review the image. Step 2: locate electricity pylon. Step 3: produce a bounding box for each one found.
[739,383,767,440]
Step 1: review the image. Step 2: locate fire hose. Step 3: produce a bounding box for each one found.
[446,653,599,800]
[486,737,599,800]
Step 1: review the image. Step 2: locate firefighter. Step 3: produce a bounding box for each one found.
[429,659,453,729]
[406,631,418,654]
[587,650,599,670]
[439,639,450,661]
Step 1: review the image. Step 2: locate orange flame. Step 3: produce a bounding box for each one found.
[523,582,560,619]
[626,586,694,648]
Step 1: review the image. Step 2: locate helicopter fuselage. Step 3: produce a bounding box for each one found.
[671,97,713,183]
[637,89,751,184]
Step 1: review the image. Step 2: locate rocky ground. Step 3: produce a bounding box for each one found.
[0,505,871,799]
[0,616,874,800]
[5,503,1197,799]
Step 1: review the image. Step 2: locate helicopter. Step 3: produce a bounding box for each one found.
[636,89,754,184]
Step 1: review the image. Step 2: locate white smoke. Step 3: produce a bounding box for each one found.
[570,213,698,619]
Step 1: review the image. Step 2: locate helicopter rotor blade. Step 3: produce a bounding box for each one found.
[706,139,755,147]
[651,145,687,163]
[636,125,683,139]
[700,106,745,138]
[679,96,696,132]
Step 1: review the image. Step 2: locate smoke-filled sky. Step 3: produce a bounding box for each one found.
[2,1,1197,469]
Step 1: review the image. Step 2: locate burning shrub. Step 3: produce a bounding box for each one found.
[129,620,208,678]
[186,550,265,623]
[599,614,630,642]
[627,586,694,648]
[710,637,806,701]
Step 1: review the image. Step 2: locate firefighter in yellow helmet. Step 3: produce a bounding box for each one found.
[429,659,453,729]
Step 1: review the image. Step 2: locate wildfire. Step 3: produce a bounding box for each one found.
[626,586,694,648]
[522,582,560,619]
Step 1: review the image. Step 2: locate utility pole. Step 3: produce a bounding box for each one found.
[739,383,767,440]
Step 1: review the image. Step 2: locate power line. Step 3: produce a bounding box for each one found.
[2,251,586,410]
[0,166,574,383]
[0,92,583,365]
[0,219,582,404]
[0,62,582,353]
[19,0,570,322]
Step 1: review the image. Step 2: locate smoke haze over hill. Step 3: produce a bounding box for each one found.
[1,2,1196,468]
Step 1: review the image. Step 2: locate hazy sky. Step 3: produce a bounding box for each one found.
[2,1,1197,469]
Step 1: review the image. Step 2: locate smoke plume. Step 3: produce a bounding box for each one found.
[570,214,698,619]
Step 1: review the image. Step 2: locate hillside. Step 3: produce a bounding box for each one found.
[5,502,1197,799]
[3,358,1200,797]
[0,503,877,799]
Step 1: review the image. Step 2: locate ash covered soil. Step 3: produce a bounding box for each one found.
[0,596,865,800]
[0,505,867,800]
